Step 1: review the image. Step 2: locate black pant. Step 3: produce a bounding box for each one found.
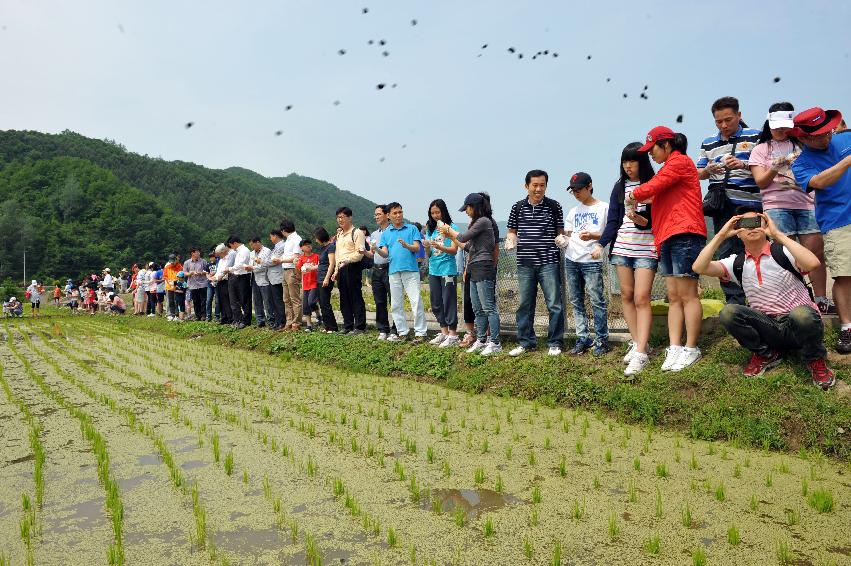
[318,281,339,331]
[216,281,233,324]
[252,280,267,325]
[371,266,392,333]
[228,274,252,325]
[429,274,458,330]
[713,203,748,305]
[267,283,285,328]
[146,291,157,315]
[719,304,826,362]
[166,290,177,316]
[463,275,475,324]
[337,263,366,331]
[190,288,206,321]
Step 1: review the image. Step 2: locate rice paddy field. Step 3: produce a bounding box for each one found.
[0,317,849,565]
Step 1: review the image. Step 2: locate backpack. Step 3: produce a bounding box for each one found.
[732,242,814,301]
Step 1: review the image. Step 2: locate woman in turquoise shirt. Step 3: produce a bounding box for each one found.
[423,199,460,347]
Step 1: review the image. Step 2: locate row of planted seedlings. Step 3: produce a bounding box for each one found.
[3,325,126,565]
[38,321,381,565]
[64,319,467,564]
[68,320,842,564]
[0,337,45,566]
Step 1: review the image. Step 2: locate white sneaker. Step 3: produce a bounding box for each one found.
[377,332,388,341]
[623,341,637,363]
[671,347,702,372]
[439,335,460,348]
[548,346,562,356]
[386,333,406,342]
[429,333,447,345]
[624,352,650,376]
[661,346,683,371]
[466,340,487,354]
[166,316,174,321]
[147,313,155,317]
[481,342,502,356]
[508,346,527,357]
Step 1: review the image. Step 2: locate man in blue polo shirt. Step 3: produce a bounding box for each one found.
[791,107,851,353]
[506,169,565,356]
[697,96,762,305]
[377,202,428,342]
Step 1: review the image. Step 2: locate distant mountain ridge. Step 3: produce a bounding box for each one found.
[0,129,377,281]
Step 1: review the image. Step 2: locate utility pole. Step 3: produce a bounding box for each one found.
[23,248,26,287]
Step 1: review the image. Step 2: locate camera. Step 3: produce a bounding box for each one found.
[735,216,763,230]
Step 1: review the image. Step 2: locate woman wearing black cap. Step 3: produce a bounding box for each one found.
[440,193,501,356]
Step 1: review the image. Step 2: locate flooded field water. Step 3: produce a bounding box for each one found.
[0,317,848,565]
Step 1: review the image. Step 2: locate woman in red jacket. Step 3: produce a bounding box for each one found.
[627,126,708,372]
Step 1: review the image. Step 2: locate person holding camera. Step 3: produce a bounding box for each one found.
[697,96,762,305]
[692,211,834,389]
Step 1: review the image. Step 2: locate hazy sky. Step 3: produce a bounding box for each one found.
[2,0,849,221]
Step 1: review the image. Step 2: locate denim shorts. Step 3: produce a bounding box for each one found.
[658,233,705,278]
[764,208,820,236]
[610,254,658,271]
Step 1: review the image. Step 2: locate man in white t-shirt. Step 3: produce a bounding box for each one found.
[560,172,610,355]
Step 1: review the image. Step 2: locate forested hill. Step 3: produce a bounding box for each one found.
[0,129,377,281]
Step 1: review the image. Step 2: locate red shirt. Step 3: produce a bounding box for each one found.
[631,151,707,249]
[296,253,320,290]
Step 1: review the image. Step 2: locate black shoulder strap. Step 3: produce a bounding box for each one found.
[769,242,813,300]
[733,252,746,286]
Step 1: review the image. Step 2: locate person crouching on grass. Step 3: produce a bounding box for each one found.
[692,211,834,389]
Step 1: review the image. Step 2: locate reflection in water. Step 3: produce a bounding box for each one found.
[425,488,519,519]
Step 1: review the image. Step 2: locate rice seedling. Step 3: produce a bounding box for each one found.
[605,448,612,464]
[481,438,489,453]
[558,455,566,477]
[750,494,758,511]
[655,486,663,518]
[689,451,698,470]
[733,463,741,478]
[727,523,740,546]
[674,450,681,463]
[531,486,542,504]
[785,508,799,526]
[593,475,601,489]
[242,469,248,485]
[211,432,221,463]
[607,512,620,540]
[289,519,299,543]
[550,541,562,566]
[765,472,773,487]
[351,437,359,453]
[474,467,486,485]
[644,533,661,555]
[426,445,435,463]
[530,506,539,526]
[575,441,583,455]
[529,451,537,466]
[441,424,449,438]
[692,546,706,566]
[523,536,534,559]
[633,457,640,471]
[778,459,789,474]
[655,463,668,478]
[562,421,569,433]
[544,436,551,450]
[483,516,495,538]
[306,455,317,478]
[333,477,345,497]
[801,478,808,497]
[714,481,726,502]
[431,498,442,515]
[744,455,751,467]
[776,540,792,565]
[505,446,513,460]
[453,506,466,527]
[495,474,504,493]
[224,450,234,476]
[305,533,321,565]
[628,479,637,503]
[681,502,693,528]
[807,488,834,513]
[570,497,585,521]
[408,475,421,503]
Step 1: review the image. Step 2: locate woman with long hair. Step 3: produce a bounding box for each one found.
[423,199,460,347]
[749,102,830,312]
[627,126,707,372]
[594,142,657,375]
[440,193,501,356]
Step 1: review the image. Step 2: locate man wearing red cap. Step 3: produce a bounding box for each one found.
[791,107,851,353]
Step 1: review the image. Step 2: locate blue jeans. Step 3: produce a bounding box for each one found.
[206,284,217,321]
[470,278,500,345]
[659,233,705,279]
[564,259,608,343]
[516,263,564,348]
[764,208,820,236]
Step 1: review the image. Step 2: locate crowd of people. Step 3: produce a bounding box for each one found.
[12,97,849,391]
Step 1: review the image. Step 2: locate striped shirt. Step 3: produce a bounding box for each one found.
[507,196,563,266]
[718,243,817,316]
[611,181,657,259]
[697,124,762,207]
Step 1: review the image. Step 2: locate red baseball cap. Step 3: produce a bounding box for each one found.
[638,126,676,152]
[789,107,843,137]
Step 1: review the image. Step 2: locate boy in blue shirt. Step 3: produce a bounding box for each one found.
[377,202,428,342]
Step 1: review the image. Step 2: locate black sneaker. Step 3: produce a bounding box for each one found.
[337,329,351,335]
[351,329,365,336]
[817,300,838,315]
[838,328,851,354]
[569,338,593,355]
[593,340,612,356]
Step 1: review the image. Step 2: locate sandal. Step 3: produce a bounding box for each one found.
[458,334,477,348]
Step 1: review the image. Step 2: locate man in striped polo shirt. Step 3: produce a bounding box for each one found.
[506,169,565,356]
[692,211,834,389]
[697,96,762,305]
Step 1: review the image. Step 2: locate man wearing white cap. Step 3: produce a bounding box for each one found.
[25,280,42,317]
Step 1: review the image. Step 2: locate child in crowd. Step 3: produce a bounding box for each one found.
[173,271,188,321]
[109,293,126,315]
[296,240,321,331]
[3,297,23,318]
[68,286,81,314]
[86,286,97,315]
[53,284,62,306]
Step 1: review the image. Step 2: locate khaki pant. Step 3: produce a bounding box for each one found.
[283,269,303,326]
